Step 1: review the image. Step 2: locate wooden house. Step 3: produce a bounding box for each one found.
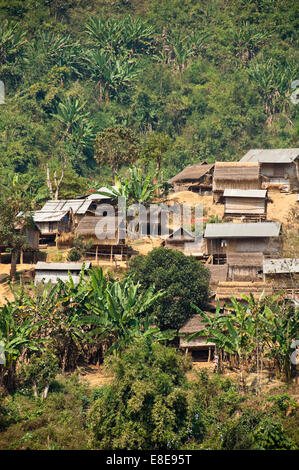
[263,258,299,289]
[223,189,267,221]
[169,162,214,193]
[33,208,72,245]
[34,261,91,285]
[227,252,263,281]
[240,148,299,192]
[212,162,261,203]
[75,215,130,262]
[179,314,215,361]
[204,222,282,262]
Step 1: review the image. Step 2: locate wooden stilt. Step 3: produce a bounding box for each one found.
[96,245,98,264]
[20,249,24,265]
[110,245,113,263]
[208,347,211,362]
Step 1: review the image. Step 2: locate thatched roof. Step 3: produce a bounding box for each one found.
[207,264,228,283]
[179,314,207,334]
[169,162,214,183]
[216,281,273,300]
[76,216,125,245]
[227,252,263,268]
[213,162,260,192]
[179,314,215,348]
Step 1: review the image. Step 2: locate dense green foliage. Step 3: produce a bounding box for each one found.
[0,0,298,198]
[191,294,299,383]
[127,247,210,330]
[0,341,297,450]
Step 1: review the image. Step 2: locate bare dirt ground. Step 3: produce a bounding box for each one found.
[267,190,298,224]
[166,191,224,219]
[78,361,299,402]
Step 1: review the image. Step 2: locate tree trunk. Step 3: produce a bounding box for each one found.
[42,383,50,400]
[10,249,18,280]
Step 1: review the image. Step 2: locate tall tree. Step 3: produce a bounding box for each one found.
[94,126,140,182]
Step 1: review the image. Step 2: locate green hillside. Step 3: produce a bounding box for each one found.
[0,0,298,199]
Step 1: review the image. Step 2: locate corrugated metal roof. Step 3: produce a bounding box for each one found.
[35,262,91,271]
[223,189,267,198]
[204,222,281,239]
[40,199,93,215]
[263,258,299,274]
[240,148,299,164]
[33,210,69,222]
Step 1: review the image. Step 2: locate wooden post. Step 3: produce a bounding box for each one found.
[20,249,24,265]
[96,245,98,264]
[110,245,113,263]
[208,347,211,362]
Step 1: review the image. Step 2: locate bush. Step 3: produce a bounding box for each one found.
[127,247,210,330]
[87,338,192,450]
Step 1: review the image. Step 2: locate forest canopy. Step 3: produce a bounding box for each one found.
[0,0,298,199]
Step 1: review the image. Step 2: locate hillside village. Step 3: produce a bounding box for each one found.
[1,1,299,452]
[1,147,298,361]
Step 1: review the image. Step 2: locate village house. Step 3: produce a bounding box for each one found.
[240,148,299,192]
[263,258,299,290]
[223,189,267,221]
[204,222,282,263]
[162,227,196,252]
[0,221,41,265]
[32,208,72,245]
[75,215,131,262]
[34,261,91,285]
[212,162,261,203]
[179,314,215,361]
[168,161,214,193]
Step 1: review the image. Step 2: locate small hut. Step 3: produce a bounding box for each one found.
[33,209,72,245]
[223,189,267,221]
[75,215,130,262]
[179,314,215,361]
[227,252,263,281]
[240,148,299,192]
[169,162,214,193]
[34,261,91,285]
[212,162,261,203]
[162,227,196,252]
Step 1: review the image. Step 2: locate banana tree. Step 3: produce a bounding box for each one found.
[98,166,162,205]
[0,302,44,393]
[80,271,170,356]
